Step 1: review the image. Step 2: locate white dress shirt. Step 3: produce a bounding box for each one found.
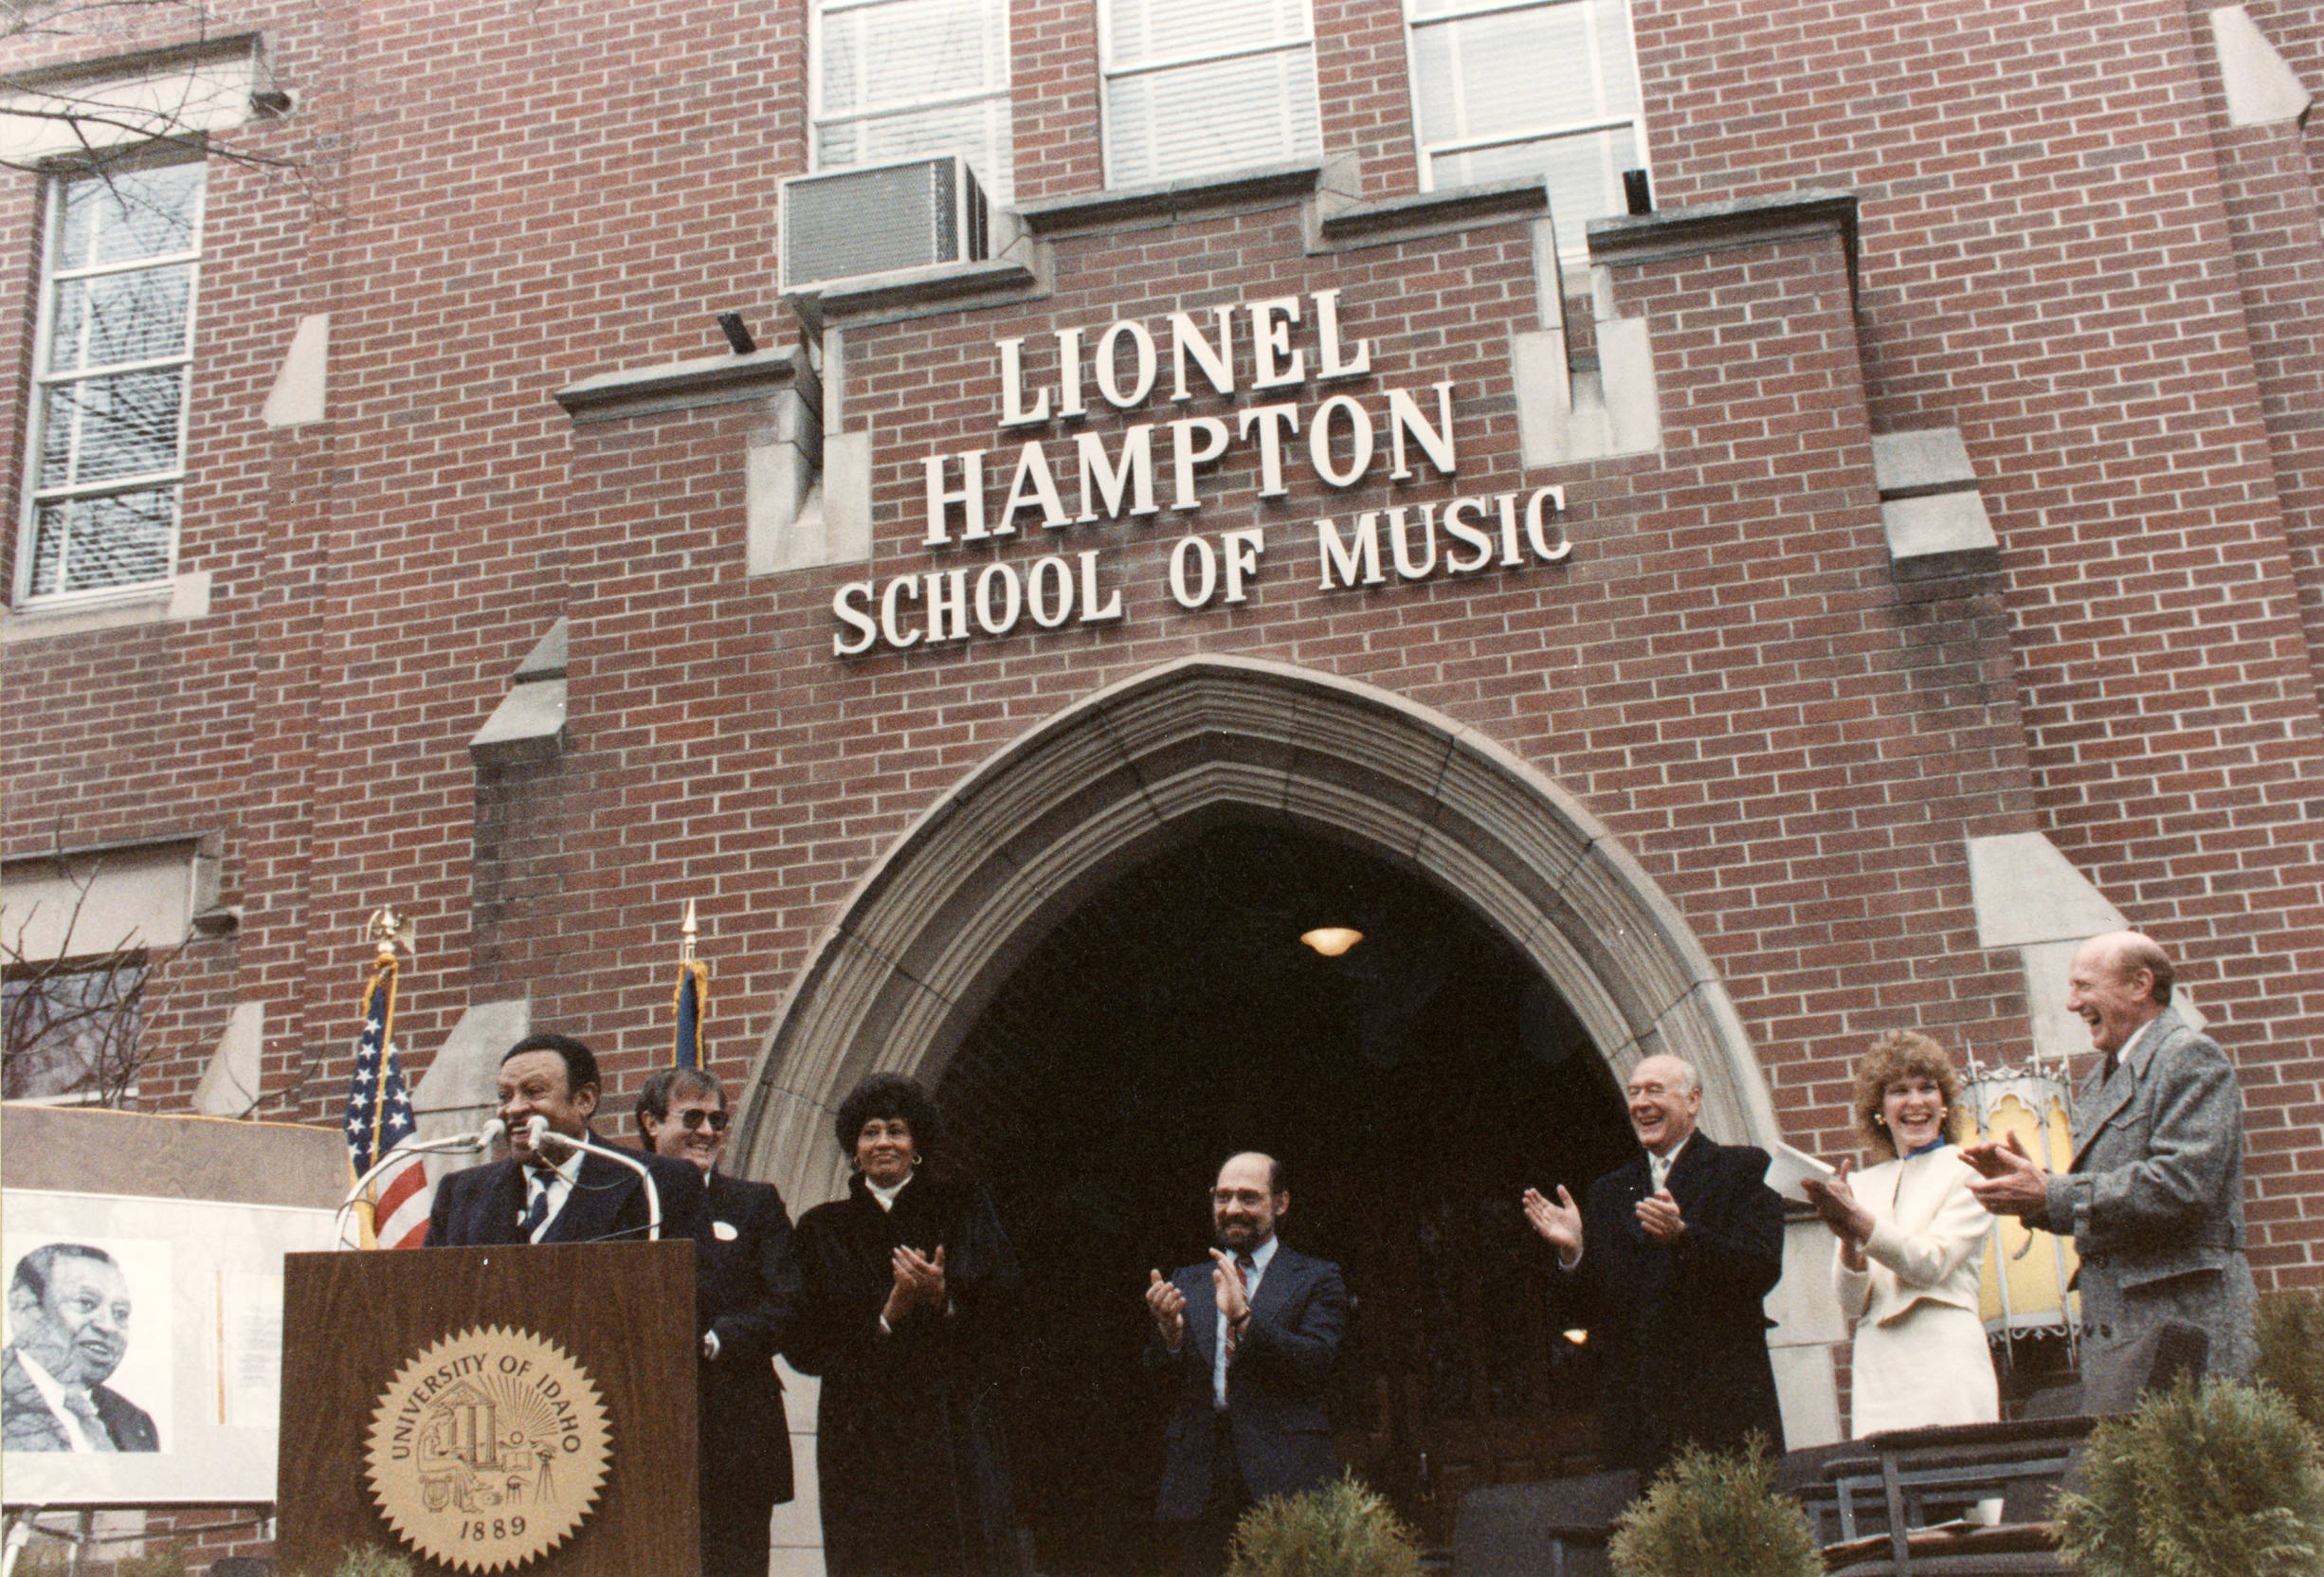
[1213,1235,1279,1408]
[523,1152,581,1242]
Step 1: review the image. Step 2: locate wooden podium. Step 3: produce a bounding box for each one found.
[278,1242,699,1577]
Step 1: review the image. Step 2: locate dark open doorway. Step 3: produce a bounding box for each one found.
[934,820,1638,1572]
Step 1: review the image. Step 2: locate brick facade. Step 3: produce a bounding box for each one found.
[4,0,2319,1563]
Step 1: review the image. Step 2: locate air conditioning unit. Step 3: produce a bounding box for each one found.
[781,155,990,293]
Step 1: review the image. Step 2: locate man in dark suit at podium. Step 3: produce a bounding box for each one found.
[1145,1151,1349,1577]
[637,1067,801,1577]
[426,1032,702,1248]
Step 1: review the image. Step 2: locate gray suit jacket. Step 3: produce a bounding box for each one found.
[2036,1005,2255,1376]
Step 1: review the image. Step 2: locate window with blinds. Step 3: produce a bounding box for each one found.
[19,160,205,603]
[1407,0,1645,259]
[813,0,1013,206]
[1101,0,1322,188]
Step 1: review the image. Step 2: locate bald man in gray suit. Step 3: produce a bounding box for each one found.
[1966,931,2257,1395]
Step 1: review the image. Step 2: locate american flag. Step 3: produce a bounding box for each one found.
[343,954,431,1249]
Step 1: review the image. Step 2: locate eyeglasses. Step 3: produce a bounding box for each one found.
[675,1109,730,1133]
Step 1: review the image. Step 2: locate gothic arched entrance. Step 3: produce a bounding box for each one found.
[731,655,1786,1560]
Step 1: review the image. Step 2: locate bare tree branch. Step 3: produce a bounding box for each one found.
[1,0,316,193]
[0,843,178,1105]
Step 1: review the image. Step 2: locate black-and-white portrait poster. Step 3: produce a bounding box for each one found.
[2,1190,336,1503]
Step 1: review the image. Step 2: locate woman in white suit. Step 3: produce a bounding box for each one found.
[1804,1030,2000,1436]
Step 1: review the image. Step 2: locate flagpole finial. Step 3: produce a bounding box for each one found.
[367,907,417,964]
[681,899,699,964]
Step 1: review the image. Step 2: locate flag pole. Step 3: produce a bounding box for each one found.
[674,899,709,1070]
[348,907,413,1246]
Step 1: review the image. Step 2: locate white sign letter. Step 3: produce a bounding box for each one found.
[1168,417,1231,511]
[1239,404,1300,498]
[1075,425,1157,523]
[997,337,1050,427]
[1096,319,1157,409]
[1307,394,1375,488]
[924,450,988,545]
[1223,528,1265,605]
[1248,297,1304,390]
[1079,549,1123,624]
[1169,308,1236,401]
[1169,535,1218,608]
[1388,382,1457,479]
[833,582,878,657]
[1316,514,1386,589]
[1313,289,1371,379]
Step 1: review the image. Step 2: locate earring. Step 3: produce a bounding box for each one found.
[910,1154,922,1168]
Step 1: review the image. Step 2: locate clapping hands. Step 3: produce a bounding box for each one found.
[1522,1185,1584,1264]
[881,1243,947,1329]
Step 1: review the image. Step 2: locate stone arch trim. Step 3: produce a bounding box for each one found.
[733,655,1776,1205]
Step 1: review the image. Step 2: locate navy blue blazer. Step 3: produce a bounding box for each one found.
[1552,1133,1784,1475]
[697,1170,800,1510]
[1148,1242,1348,1521]
[424,1141,705,1248]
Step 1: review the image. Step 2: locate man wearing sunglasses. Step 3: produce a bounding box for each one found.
[637,1068,802,1577]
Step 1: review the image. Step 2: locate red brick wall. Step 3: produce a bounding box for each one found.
[3,0,2315,1251]
[1,15,2318,1555]
[1627,0,2324,1285]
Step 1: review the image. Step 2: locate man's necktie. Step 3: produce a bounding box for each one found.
[63,1390,117,1452]
[519,1175,551,1242]
[1650,1152,1670,1191]
[1224,1251,1257,1364]
[2101,1051,2120,1086]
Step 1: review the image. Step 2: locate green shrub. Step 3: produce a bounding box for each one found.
[2257,1290,2324,1441]
[1226,1472,1424,1577]
[285,1546,416,1577]
[1608,1440,1822,1577]
[2054,1376,2324,1577]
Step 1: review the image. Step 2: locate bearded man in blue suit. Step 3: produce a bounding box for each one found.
[1145,1151,1348,1577]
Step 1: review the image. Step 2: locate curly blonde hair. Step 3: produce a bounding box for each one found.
[1852,1029,1966,1158]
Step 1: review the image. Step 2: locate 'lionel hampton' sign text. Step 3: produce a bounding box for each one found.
[832,289,1569,656]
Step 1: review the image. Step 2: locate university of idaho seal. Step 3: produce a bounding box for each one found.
[365,1325,612,1572]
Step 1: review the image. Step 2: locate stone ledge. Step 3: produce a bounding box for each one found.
[1588,189,1861,299]
[1,31,283,165]
[554,345,818,425]
[1882,493,2000,579]
[790,258,1043,330]
[1871,427,1979,498]
[1314,175,1550,251]
[2,571,210,643]
[1013,161,1327,237]
[1872,426,2000,578]
[469,679,566,767]
[2210,6,2312,129]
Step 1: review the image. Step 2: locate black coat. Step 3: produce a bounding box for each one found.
[788,1169,1030,1577]
[424,1144,706,1247]
[1146,1243,1348,1521]
[1553,1134,1785,1476]
[697,1171,801,1533]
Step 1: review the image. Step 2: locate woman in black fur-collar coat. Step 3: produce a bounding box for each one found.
[788,1075,1030,1577]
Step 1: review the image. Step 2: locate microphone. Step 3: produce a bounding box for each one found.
[520,1116,663,1242]
[335,1119,508,1247]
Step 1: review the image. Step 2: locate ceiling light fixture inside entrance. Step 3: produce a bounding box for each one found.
[1299,926,1364,957]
